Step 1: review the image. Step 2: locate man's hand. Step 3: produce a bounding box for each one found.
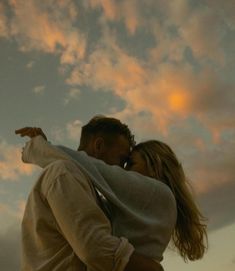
[15,127,47,141]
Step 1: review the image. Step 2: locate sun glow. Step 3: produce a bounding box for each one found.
[168,91,188,112]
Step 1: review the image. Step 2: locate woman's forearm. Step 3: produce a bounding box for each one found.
[22,135,70,167]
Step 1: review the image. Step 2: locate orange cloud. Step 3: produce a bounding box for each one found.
[86,0,118,21]
[7,0,86,64]
[3,0,231,139]
[85,0,229,62]
[168,91,188,112]
[0,2,9,38]
[86,0,140,34]
[67,41,199,131]
[121,1,139,34]
[67,25,235,139]
[100,0,117,21]
[165,0,226,64]
[0,139,35,181]
[179,11,225,64]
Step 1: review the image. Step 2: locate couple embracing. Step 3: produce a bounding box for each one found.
[16,115,207,271]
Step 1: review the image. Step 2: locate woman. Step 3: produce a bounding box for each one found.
[127,140,208,261]
[16,128,207,264]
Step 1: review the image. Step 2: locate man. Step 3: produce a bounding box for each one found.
[16,116,163,271]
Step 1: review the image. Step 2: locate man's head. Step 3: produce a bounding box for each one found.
[78,115,135,167]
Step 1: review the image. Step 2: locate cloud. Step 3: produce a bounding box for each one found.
[66,35,235,138]
[179,8,225,64]
[0,2,9,38]
[0,199,25,269]
[0,139,35,181]
[64,88,81,105]
[206,0,235,30]
[66,119,83,142]
[87,0,118,21]
[49,126,65,143]
[0,200,26,222]
[48,118,83,144]
[198,180,235,231]
[26,60,35,69]
[33,85,45,94]
[0,223,21,271]
[85,0,229,64]
[4,0,86,64]
[49,119,83,143]
[159,0,226,64]
[184,138,235,194]
[2,1,233,131]
[85,0,140,34]
[16,200,26,220]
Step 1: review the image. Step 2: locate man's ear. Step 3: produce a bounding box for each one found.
[93,137,105,156]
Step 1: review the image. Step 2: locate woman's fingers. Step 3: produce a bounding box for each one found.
[15,127,32,137]
[15,127,29,135]
[15,127,46,139]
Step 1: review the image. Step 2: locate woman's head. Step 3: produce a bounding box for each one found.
[129,140,208,262]
[128,140,181,184]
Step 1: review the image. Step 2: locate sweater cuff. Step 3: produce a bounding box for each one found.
[113,237,134,271]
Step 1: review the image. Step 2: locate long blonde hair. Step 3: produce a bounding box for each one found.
[133,140,208,261]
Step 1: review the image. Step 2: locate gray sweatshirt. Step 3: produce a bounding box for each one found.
[23,136,177,262]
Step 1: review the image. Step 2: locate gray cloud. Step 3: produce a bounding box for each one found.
[198,180,235,231]
[0,223,21,271]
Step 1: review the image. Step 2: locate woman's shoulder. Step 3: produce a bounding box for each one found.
[152,179,177,207]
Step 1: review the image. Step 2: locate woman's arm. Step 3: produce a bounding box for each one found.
[15,127,71,167]
[16,127,156,211]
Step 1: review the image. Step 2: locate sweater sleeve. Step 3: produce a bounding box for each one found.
[22,135,71,167]
[22,135,144,189]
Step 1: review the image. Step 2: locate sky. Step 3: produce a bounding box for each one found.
[0,0,235,270]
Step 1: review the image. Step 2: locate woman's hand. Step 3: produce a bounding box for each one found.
[15,127,47,141]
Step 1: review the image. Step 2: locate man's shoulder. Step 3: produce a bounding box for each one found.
[44,159,79,175]
[33,160,77,195]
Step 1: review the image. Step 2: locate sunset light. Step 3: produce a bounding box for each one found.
[0,1,234,270]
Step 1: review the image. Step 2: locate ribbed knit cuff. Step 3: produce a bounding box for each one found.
[113,237,134,271]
